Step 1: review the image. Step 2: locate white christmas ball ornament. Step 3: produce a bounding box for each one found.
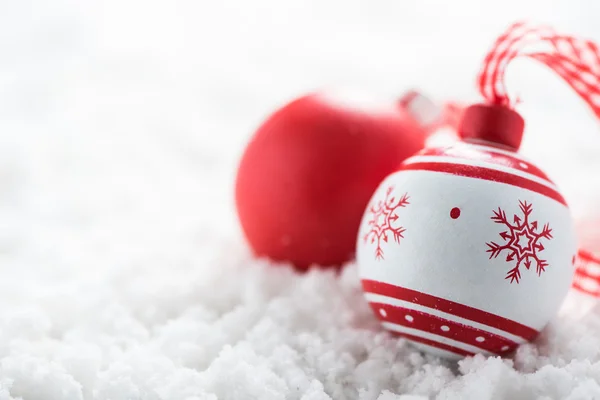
[356,104,577,359]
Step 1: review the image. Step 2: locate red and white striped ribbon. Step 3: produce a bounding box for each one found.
[559,250,600,320]
[478,21,600,119]
[572,250,600,297]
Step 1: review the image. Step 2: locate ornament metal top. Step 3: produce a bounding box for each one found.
[357,21,600,359]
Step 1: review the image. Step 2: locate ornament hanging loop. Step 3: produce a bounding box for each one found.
[458,21,600,150]
[478,21,600,118]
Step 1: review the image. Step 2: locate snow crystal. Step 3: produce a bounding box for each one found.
[1,0,600,399]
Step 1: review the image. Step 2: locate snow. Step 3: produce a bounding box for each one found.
[1,0,600,399]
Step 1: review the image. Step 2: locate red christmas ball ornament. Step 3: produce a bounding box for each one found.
[357,21,600,359]
[236,89,450,270]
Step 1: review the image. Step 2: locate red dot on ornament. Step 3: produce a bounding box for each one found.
[450,207,461,219]
[572,255,576,265]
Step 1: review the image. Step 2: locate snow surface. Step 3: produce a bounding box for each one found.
[2,0,600,399]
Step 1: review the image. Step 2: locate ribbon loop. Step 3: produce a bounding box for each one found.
[478,22,600,119]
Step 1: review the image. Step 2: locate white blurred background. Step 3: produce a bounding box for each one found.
[0,0,599,276]
[1,1,600,397]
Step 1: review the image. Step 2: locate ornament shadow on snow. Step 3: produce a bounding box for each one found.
[486,200,553,284]
[362,186,409,260]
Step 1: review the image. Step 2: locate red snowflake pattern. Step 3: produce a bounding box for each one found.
[486,200,553,284]
[363,186,410,260]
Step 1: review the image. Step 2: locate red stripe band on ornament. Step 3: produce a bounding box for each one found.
[418,146,552,182]
[369,302,517,354]
[401,161,567,206]
[362,280,539,341]
[388,331,475,357]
